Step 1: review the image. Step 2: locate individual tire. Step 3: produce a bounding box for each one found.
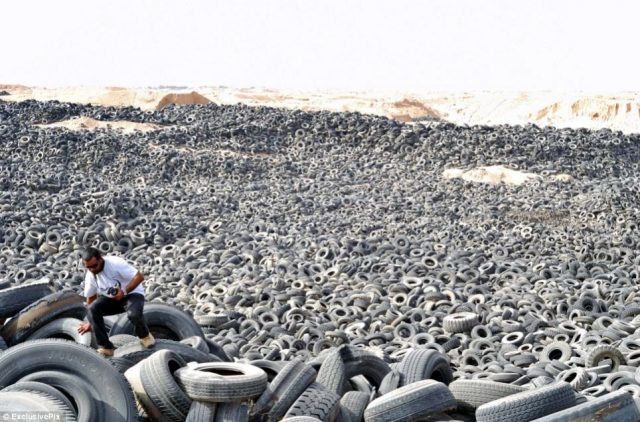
[364,379,456,422]
[443,312,479,333]
[281,418,322,422]
[284,382,341,421]
[175,362,267,402]
[0,290,85,346]
[0,279,53,319]
[186,401,216,422]
[114,338,215,364]
[340,391,370,422]
[0,391,76,421]
[0,339,137,421]
[18,370,102,422]
[449,379,528,411]
[316,348,348,395]
[398,349,453,386]
[250,359,288,382]
[476,382,576,422]
[2,381,76,417]
[205,337,232,362]
[378,370,403,396]
[109,334,139,348]
[0,336,6,351]
[139,349,191,422]
[314,345,391,390]
[125,360,164,421]
[110,303,204,341]
[251,357,317,422]
[27,317,93,346]
[214,402,249,422]
[586,345,626,371]
[180,335,210,353]
[530,390,639,421]
[540,342,573,362]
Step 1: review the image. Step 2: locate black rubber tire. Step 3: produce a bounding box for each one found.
[175,362,267,402]
[214,402,249,422]
[313,346,390,390]
[530,390,639,421]
[281,418,323,422]
[2,381,77,417]
[113,338,215,364]
[27,317,93,346]
[0,336,6,351]
[540,342,573,362]
[109,356,139,373]
[0,290,85,346]
[316,348,348,395]
[205,337,232,362]
[476,382,576,422]
[186,401,216,422]
[284,382,341,422]
[0,339,137,421]
[340,391,370,422]
[398,348,453,386]
[110,303,204,340]
[249,359,288,382]
[251,357,317,422]
[364,379,457,422]
[0,390,76,420]
[139,349,191,422]
[449,379,528,411]
[18,370,101,422]
[0,279,53,319]
[586,345,627,371]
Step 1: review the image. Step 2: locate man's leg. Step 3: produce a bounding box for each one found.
[123,293,150,339]
[87,295,125,350]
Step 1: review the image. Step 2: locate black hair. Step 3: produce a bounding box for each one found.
[80,247,101,261]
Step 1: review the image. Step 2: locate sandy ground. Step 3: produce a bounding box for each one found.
[2,85,639,134]
[36,116,162,133]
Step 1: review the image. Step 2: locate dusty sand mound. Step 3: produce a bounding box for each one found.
[36,117,162,133]
[531,97,640,129]
[390,97,442,122]
[442,165,573,185]
[155,91,211,110]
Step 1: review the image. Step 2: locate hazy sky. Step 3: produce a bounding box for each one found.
[2,1,639,91]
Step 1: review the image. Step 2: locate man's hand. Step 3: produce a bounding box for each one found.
[113,288,126,301]
[78,322,92,334]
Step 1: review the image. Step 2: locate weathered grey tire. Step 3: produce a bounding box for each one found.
[19,370,100,422]
[281,418,322,422]
[443,312,479,333]
[175,362,267,402]
[124,360,164,421]
[314,346,390,390]
[586,345,626,371]
[251,357,317,422]
[476,382,576,422]
[0,390,76,421]
[0,336,6,351]
[378,370,403,396]
[140,349,191,422]
[109,334,139,348]
[27,317,93,346]
[214,402,249,422]
[340,391,370,422]
[284,382,341,421]
[540,342,573,362]
[531,390,640,421]
[0,279,53,319]
[2,381,76,417]
[186,401,216,422]
[110,303,204,341]
[364,379,456,422]
[316,348,348,395]
[0,290,85,346]
[0,339,137,421]
[180,335,209,353]
[449,379,528,411]
[398,349,453,386]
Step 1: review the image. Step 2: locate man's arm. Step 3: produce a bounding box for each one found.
[86,294,97,305]
[124,272,144,294]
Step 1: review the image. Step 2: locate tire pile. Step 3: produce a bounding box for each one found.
[1,98,640,420]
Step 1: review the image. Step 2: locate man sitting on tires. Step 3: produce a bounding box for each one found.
[77,247,155,356]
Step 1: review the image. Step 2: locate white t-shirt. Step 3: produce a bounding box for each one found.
[84,256,144,298]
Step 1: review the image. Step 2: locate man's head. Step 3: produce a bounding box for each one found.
[81,247,104,275]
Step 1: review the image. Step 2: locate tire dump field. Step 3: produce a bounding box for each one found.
[1,98,640,421]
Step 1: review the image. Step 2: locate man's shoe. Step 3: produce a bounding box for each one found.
[96,347,114,357]
[140,334,155,349]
